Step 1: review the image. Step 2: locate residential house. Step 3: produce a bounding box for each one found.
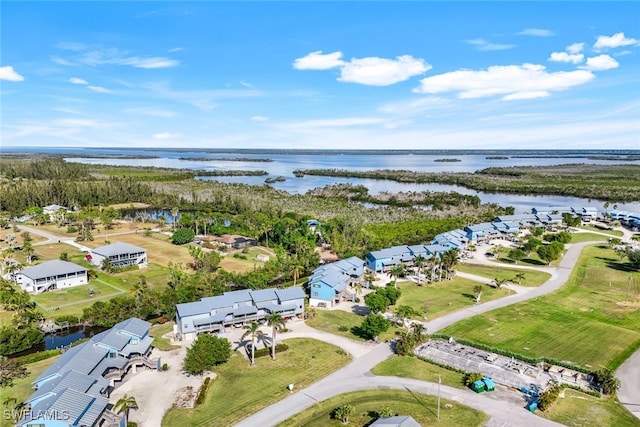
[308,257,365,307]
[15,260,88,294]
[211,234,257,249]
[88,242,147,269]
[370,416,421,427]
[464,222,499,243]
[42,204,69,222]
[176,287,305,341]
[19,318,156,427]
[365,246,413,272]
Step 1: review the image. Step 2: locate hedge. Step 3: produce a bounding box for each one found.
[16,349,61,365]
[196,377,211,406]
[254,343,289,359]
[54,315,80,324]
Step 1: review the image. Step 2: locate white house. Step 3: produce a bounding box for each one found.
[42,204,69,222]
[88,242,148,269]
[15,260,88,294]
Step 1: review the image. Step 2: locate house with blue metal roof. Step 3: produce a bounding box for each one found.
[15,260,88,294]
[19,318,155,427]
[89,242,148,270]
[365,246,413,272]
[176,287,306,341]
[307,257,365,307]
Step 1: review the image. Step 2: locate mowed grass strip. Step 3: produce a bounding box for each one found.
[161,338,352,427]
[305,310,400,342]
[371,356,464,389]
[396,278,508,320]
[218,247,275,273]
[570,232,610,243]
[578,225,623,237]
[539,389,640,427]
[277,389,488,427]
[32,281,122,310]
[442,245,640,370]
[457,264,551,287]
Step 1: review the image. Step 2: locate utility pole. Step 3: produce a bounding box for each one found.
[437,374,441,421]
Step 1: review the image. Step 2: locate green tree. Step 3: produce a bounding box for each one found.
[360,314,390,340]
[114,394,138,421]
[389,264,407,289]
[394,305,418,327]
[22,241,34,264]
[59,252,68,261]
[413,255,426,285]
[265,312,285,361]
[364,292,390,314]
[20,232,32,243]
[0,356,29,387]
[170,207,180,231]
[332,404,355,424]
[537,241,564,265]
[493,278,507,289]
[626,248,640,270]
[473,284,483,303]
[172,228,195,245]
[183,334,232,375]
[523,237,542,255]
[462,372,483,387]
[593,368,621,395]
[242,321,264,367]
[514,272,526,285]
[508,248,526,263]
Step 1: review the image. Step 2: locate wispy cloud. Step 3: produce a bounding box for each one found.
[67,76,111,93]
[518,28,554,37]
[69,77,89,85]
[142,82,262,111]
[594,32,639,50]
[123,107,178,118]
[464,38,516,51]
[251,115,268,122]
[414,63,594,101]
[580,54,619,71]
[0,66,25,81]
[168,47,184,53]
[56,42,87,51]
[54,46,180,69]
[153,132,181,140]
[88,85,112,93]
[293,51,430,86]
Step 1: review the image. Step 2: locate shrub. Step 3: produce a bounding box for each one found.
[462,372,483,386]
[183,335,232,375]
[338,326,349,332]
[55,315,79,325]
[254,343,289,359]
[538,381,562,411]
[162,363,169,371]
[233,253,248,260]
[172,228,195,245]
[196,377,211,406]
[66,226,78,233]
[360,314,390,340]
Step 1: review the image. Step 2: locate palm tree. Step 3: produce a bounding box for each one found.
[389,264,407,289]
[514,272,526,285]
[5,233,16,249]
[333,404,355,424]
[22,241,34,264]
[265,312,285,360]
[473,285,483,303]
[353,282,363,300]
[114,394,138,422]
[170,207,179,231]
[242,321,264,366]
[493,278,507,289]
[364,272,376,288]
[413,255,426,285]
[394,305,417,328]
[290,264,303,287]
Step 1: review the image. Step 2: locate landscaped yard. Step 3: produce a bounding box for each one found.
[539,389,639,427]
[150,321,180,351]
[457,264,551,287]
[305,309,401,342]
[395,278,509,320]
[570,232,611,243]
[218,246,276,273]
[277,389,488,427]
[32,280,123,311]
[371,356,464,389]
[441,245,640,370]
[161,338,352,427]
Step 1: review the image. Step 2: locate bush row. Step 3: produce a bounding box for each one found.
[16,349,61,365]
[254,343,289,359]
[430,334,591,374]
[54,315,80,324]
[196,377,211,406]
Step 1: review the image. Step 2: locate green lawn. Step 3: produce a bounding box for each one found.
[539,389,640,427]
[218,246,275,273]
[277,389,488,427]
[0,310,13,327]
[150,321,180,351]
[305,310,401,342]
[395,279,509,320]
[457,264,551,287]
[441,245,640,370]
[162,338,352,427]
[371,356,464,389]
[578,225,624,237]
[32,281,123,311]
[570,232,611,243]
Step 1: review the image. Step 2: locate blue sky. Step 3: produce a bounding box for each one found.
[1,1,639,150]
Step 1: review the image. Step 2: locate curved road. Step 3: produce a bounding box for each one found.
[237,241,605,427]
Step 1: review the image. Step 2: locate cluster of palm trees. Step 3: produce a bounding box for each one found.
[241,312,287,366]
[387,249,460,287]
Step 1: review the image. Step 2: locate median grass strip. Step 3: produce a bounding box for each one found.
[578,225,623,237]
[441,245,640,370]
[457,264,551,287]
[539,389,640,427]
[395,278,507,320]
[277,389,488,427]
[161,338,352,427]
[371,356,464,389]
[570,232,610,243]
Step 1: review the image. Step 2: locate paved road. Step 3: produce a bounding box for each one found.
[616,345,640,419]
[237,242,598,427]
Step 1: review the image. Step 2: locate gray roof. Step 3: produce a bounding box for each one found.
[177,300,210,317]
[19,260,87,281]
[27,370,107,403]
[370,416,421,427]
[92,242,146,257]
[234,305,258,316]
[275,287,306,302]
[250,288,278,303]
[117,317,151,338]
[369,245,410,259]
[209,289,252,309]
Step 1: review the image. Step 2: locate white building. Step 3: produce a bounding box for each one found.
[15,260,88,294]
[42,204,69,221]
[89,242,148,269]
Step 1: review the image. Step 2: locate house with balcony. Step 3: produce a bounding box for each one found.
[308,257,365,307]
[211,234,257,249]
[89,242,147,269]
[365,246,413,272]
[176,287,305,341]
[15,260,88,294]
[19,318,156,427]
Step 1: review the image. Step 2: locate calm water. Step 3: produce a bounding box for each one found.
[10,326,106,357]
[5,147,640,212]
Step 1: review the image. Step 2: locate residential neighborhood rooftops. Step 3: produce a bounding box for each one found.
[92,242,146,256]
[18,260,87,280]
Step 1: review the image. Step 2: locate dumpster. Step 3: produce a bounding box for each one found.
[482,377,495,392]
[471,380,486,393]
[528,400,538,413]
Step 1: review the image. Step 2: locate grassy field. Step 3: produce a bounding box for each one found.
[570,232,611,243]
[277,389,488,427]
[305,310,401,342]
[395,278,509,320]
[0,310,13,327]
[441,245,640,370]
[218,247,276,273]
[32,280,123,311]
[0,226,47,246]
[150,321,180,351]
[371,356,464,389]
[540,389,640,427]
[578,225,624,237]
[457,264,551,287]
[0,356,60,427]
[162,338,352,427]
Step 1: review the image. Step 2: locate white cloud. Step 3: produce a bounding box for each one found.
[580,54,619,71]
[153,132,181,140]
[464,38,516,51]
[0,66,25,81]
[251,116,268,122]
[69,77,88,85]
[338,55,431,86]
[168,47,184,53]
[56,42,87,51]
[414,63,595,101]
[88,85,112,93]
[518,28,554,37]
[119,56,179,69]
[55,47,180,69]
[594,32,639,50]
[278,117,386,131]
[567,43,584,54]
[548,51,584,64]
[293,51,345,70]
[51,56,76,66]
[239,81,255,89]
[123,108,178,118]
